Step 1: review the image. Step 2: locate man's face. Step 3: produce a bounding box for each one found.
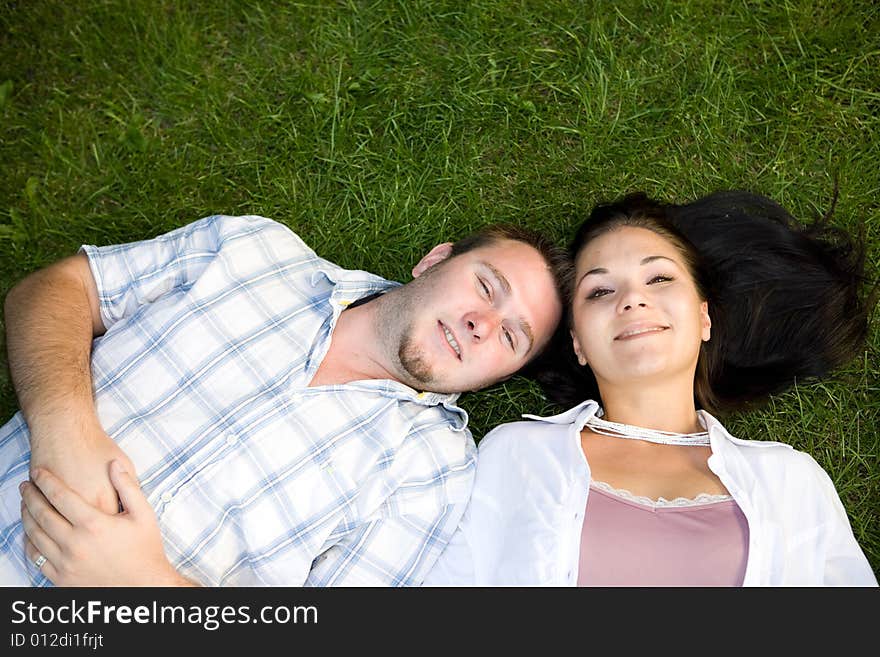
[380,239,563,393]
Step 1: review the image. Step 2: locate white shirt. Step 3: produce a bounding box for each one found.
[425,400,877,586]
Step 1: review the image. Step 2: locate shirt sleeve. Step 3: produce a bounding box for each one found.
[79,214,286,330]
[806,457,879,586]
[304,500,471,586]
[421,505,478,586]
[423,424,516,586]
[304,420,477,587]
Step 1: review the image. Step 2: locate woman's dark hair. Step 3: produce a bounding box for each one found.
[528,190,874,414]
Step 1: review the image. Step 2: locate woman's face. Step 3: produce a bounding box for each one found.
[570,226,711,388]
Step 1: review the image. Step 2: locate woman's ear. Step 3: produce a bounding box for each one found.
[700,301,711,342]
[571,329,588,366]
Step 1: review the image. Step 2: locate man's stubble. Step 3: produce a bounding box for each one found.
[374,267,442,389]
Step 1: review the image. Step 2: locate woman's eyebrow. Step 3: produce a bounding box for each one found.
[576,267,607,289]
[640,255,676,265]
[576,255,677,288]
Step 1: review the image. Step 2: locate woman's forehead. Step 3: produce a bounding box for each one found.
[576,226,682,268]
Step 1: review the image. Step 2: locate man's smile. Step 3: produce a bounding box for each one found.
[439,321,462,359]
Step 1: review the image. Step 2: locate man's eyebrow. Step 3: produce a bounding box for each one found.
[482,262,511,295]
[481,261,534,353]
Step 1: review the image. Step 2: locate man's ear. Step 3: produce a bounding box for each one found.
[412,242,454,277]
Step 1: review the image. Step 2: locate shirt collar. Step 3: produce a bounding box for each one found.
[333,380,467,430]
[521,399,600,429]
[522,399,771,450]
[310,264,402,310]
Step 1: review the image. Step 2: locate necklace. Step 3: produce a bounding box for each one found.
[584,411,711,446]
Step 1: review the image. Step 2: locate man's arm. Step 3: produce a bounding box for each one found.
[20,460,197,586]
[4,253,136,513]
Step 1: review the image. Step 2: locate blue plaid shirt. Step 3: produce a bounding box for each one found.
[0,215,476,586]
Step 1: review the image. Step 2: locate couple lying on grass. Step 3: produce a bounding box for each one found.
[1,188,876,586]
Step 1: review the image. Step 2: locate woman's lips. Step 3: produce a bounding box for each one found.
[614,325,669,341]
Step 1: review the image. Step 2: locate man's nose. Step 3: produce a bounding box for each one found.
[465,310,501,341]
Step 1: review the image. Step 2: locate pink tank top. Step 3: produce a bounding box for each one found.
[578,481,749,586]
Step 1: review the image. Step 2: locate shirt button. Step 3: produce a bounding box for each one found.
[226,433,239,446]
[161,491,174,503]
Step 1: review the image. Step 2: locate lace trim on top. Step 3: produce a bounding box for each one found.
[590,479,733,508]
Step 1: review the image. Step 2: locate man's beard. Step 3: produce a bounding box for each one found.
[374,273,440,388]
[397,326,436,386]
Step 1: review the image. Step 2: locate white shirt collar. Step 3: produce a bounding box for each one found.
[522,399,779,450]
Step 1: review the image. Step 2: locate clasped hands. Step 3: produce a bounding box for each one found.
[19,460,187,586]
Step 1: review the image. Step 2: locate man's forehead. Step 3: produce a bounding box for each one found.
[468,238,545,266]
[476,241,562,333]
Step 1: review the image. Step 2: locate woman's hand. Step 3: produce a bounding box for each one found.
[20,460,196,586]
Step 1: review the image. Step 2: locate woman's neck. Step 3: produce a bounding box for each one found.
[598,378,702,434]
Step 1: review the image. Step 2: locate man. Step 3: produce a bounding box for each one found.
[0,214,567,585]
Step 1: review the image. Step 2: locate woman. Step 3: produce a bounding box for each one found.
[425,191,877,586]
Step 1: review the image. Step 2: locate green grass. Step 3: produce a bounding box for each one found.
[1,0,878,576]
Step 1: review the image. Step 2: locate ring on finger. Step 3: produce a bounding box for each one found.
[33,554,47,569]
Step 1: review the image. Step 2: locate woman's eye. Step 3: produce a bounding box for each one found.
[587,288,613,299]
[648,275,673,284]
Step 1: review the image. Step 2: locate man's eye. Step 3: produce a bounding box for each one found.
[587,288,612,299]
[478,278,491,297]
[503,328,515,350]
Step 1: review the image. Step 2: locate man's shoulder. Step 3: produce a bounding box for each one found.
[206,215,316,254]
[406,404,476,459]
[203,215,369,287]
[377,406,476,506]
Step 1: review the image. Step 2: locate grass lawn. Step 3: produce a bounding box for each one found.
[1,0,878,577]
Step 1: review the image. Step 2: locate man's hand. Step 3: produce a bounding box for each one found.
[20,460,196,587]
[28,424,136,516]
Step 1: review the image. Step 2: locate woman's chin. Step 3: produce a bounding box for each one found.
[598,358,680,386]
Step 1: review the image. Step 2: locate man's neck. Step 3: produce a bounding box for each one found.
[307,296,397,387]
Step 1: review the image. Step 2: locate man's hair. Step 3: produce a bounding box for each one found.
[450,223,573,311]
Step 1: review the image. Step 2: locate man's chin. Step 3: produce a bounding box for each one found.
[398,350,436,389]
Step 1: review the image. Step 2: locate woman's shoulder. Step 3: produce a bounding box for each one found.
[477,420,579,468]
[476,401,598,466]
[478,418,567,455]
[707,414,833,479]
